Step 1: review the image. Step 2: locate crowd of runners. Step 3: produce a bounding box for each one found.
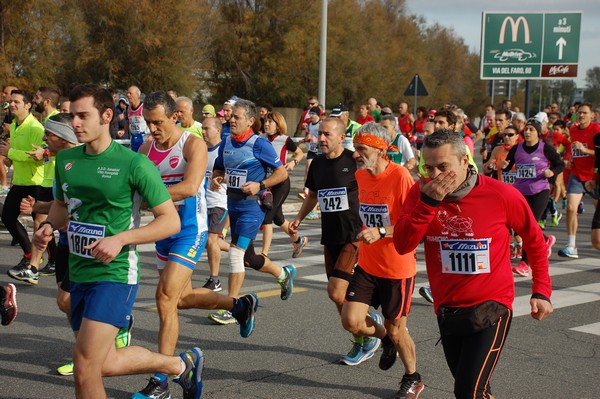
[0,84,599,399]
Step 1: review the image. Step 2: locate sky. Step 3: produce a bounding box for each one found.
[404,0,600,88]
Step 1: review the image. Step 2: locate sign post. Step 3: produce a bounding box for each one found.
[403,74,428,116]
[481,12,581,115]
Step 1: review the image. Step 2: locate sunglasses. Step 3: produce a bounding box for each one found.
[202,112,211,115]
[504,133,517,137]
[309,102,317,106]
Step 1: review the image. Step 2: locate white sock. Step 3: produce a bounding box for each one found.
[568,235,576,248]
[277,268,286,282]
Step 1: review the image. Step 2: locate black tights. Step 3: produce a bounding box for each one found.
[1,185,40,255]
[521,190,550,264]
[441,310,512,399]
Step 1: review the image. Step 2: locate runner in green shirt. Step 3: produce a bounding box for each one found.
[32,84,204,399]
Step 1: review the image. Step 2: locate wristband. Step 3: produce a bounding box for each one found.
[259,181,266,191]
[38,220,55,231]
[293,159,299,165]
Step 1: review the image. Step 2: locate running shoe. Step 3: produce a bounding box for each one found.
[305,210,319,220]
[340,340,373,366]
[297,192,306,200]
[362,311,382,355]
[56,361,74,376]
[278,265,297,300]
[131,377,170,399]
[395,373,424,399]
[232,293,258,338]
[38,260,56,276]
[545,235,556,258]
[208,309,237,325]
[577,201,584,214]
[176,348,204,399]
[7,265,39,285]
[515,245,523,259]
[1,283,17,326]
[550,212,562,227]
[512,261,530,277]
[558,246,578,259]
[379,337,398,371]
[292,236,308,259]
[418,286,434,304]
[202,277,222,292]
[116,314,135,349]
[537,219,546,230]
[13,256,30,269]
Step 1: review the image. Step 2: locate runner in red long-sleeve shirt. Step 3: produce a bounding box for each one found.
[394,129,553,399]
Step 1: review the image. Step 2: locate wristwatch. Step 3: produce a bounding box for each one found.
[259,181,266,191]
[378,227,386,240]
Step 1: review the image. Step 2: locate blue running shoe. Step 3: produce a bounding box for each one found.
[558,246,578,259]
[278,265,297,300]
[177,348,204,399]
[362,311,382,355]
[232,293,258,338]
[292,236,308,258]
[340,340,374,366]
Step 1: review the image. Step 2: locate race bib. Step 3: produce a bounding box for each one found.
[307,142,318,153]
[416,132,425,142]
[501,171,517,185]
[226,168,247,189]
[440,239,491,275]
[317,187,349,213]
[68,221,106,259]
[516,164,536,179]
[571,143,589,158]
[359,204,390,227]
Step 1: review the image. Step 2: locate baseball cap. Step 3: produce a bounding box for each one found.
[202,104,216,117]
[224,95,239,106]
[534,112,549,124]
[381,107,393,116]
[216,109,225,117]
[330,104,347,117]
[309,106,322,116]
[118,97,129,105]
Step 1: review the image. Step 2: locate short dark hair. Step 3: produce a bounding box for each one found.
[435,109,457,127]
[11,89,33,105]
[144,91,177,116]
[423,128,466,160]
[38,87,60,107]
[495,108,511,120]
[552,119,566,129]
[69,84,114,118]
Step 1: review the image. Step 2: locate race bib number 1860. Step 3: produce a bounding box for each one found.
[68,221,106,259]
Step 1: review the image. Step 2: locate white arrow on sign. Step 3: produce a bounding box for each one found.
[556,37,567,60]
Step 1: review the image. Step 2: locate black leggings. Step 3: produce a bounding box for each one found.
[262,178,290,226]
[522,189,550,264]
[441,309,513,399]
[1,185,40,254]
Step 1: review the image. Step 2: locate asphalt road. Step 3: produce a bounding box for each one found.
[1,167,599,399]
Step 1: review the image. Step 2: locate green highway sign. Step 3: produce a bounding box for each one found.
[481,12,581,79]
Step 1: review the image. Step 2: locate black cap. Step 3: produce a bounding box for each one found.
[330,103,348,117]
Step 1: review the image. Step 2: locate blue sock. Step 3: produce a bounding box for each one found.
[153,373,168,383]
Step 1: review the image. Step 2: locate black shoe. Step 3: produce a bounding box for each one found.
[131,376,170,399]
[7,265,39,285]
[202,277,222,292]
[379,336,398,370]
[395,373,424,399]
[38,261,56,276]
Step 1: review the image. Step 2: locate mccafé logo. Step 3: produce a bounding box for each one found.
[499,16,530,44]
[549,65,569,76]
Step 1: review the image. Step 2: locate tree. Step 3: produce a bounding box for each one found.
[584,66,600,104]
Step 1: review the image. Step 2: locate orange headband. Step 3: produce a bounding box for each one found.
[353,133,398,160]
